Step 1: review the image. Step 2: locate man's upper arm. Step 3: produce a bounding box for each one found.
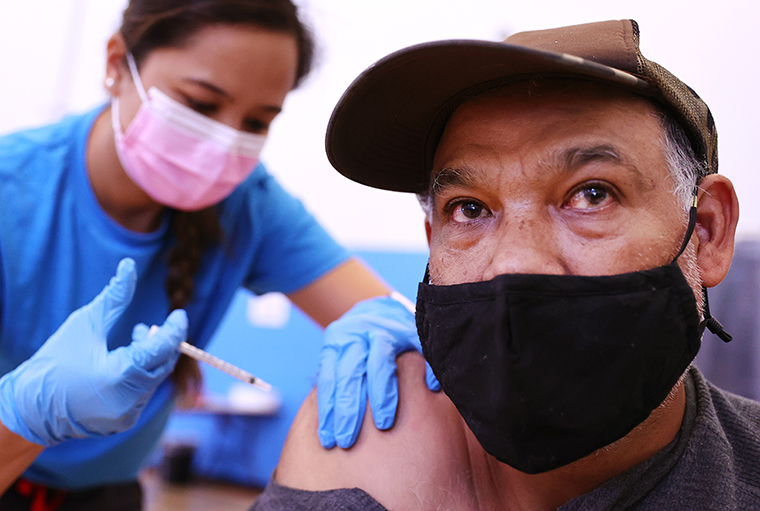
[274,352,469,509]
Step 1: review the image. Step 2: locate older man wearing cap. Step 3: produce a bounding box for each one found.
[252,19,760,510]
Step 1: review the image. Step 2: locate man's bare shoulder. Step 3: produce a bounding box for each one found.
[274,352,473,509]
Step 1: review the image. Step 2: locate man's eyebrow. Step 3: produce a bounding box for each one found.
[564,145,620,167]
[430,165,488,197]
[533,143,645,182]
[429,144,642,197]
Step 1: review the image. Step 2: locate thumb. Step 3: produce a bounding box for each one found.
[130,309,188,373]
[89,258,137,335]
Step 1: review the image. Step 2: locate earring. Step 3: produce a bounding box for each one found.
[104,77,115,89]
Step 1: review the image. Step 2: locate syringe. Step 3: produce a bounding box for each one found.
[149,326,272,391]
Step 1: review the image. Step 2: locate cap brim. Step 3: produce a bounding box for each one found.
[326,39,652,193]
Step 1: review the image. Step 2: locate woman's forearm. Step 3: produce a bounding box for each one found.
[0,421,44,494]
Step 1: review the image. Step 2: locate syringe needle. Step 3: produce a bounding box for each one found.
[148,326,272,391]
[178,342,272,391]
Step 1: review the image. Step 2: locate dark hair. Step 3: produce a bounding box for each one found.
[118,0,315,400]
[121,0,315,86]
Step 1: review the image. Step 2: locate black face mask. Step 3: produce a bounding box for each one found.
[416,200,730,474]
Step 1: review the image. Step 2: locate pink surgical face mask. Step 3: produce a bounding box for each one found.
[111,54,267,211]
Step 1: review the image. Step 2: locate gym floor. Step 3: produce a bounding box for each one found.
[140,469,262,511]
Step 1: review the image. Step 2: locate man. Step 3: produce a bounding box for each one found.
[252,20,760,510]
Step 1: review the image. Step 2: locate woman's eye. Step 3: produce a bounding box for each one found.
[184,96,217,115]
[449,200,490,223]
[244,118,269,134]
[565,184,613,210]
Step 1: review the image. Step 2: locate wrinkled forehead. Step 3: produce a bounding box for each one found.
[430,78,666,185]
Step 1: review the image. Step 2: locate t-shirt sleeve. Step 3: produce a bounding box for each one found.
[237,165,350,296]
[250,478,389,511]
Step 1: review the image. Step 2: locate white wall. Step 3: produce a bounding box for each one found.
[1,0,758,251]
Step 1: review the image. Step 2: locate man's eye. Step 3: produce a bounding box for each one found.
[581,187,607,205]
[450,200,489,223]
[565,184,613,210]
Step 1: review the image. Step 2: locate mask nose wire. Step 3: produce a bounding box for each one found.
[675,186,732,343]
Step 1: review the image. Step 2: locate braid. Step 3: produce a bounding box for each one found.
[166,207,223,402]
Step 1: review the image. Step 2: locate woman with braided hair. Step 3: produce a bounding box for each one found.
[0,1,436,509]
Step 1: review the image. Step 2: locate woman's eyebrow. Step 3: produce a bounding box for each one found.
[181,77,283,114]
[182,77,231,98]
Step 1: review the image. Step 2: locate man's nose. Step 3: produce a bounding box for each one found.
[482,215,565,280]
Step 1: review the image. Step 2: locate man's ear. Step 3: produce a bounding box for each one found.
[425,218,432,247]
[104,33,129,96]
[695,174,739,287]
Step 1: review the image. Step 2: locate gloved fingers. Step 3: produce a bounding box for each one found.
[334,375,367,449]
[403,333,441,392]
[425,361,441,392]
[127,309,187,374]
[88,258,138,336]
[317,345,338,449]
[100,312,187,422]
[155,309,188,352]
[75,394,150,437]
[133,323,150,339]
[332,339,369,449]
[366,331,400,431]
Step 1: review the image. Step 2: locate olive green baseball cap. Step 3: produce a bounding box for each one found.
[326,19,717,193]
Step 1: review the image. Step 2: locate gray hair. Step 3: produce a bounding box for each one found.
[659,110,705,210]
[416,109,704,219]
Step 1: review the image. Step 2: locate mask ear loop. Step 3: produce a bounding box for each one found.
[675,187,732,343]
[703,289,731,342]
[125,53,149,103]
[671,191,698,263]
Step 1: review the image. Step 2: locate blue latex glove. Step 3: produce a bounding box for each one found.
[0,258,187,446]
[317,293,440,449]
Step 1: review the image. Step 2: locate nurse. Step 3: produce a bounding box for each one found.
[0,0,434,508]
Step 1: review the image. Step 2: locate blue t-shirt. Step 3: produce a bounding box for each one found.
[0,107,349,489]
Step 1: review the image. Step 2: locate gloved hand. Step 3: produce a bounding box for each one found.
[0,258,187,447]
[317,293,440,449]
